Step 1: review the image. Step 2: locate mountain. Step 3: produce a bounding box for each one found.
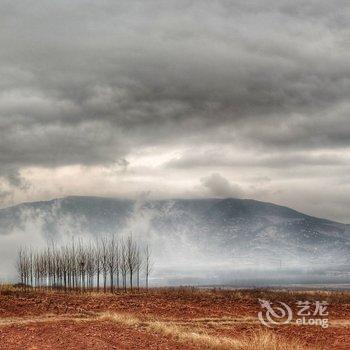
[1,195,350,285]
[1,196,349,274]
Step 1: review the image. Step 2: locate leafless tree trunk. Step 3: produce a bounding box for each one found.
[108,236,117,293]
[94,240,101,292]
[16,233,152,294]
[120,241,128,292]
[100,237,108,293]
[144,245,153,290]
[135,247,142,291]
[126,236,137,291]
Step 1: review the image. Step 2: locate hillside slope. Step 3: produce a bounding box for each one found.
[0,196,349,272]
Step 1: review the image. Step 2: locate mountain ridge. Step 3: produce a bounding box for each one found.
[1,195,346,225]
[0,196,349,270]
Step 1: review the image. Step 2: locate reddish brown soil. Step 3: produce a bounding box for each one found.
[0,288,349,349]
[0,289,259,319]
[0,320,202,350]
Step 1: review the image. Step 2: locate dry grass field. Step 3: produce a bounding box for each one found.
[0,286,349,349]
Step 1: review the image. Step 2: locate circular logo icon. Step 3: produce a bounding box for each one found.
[258,299,293,327]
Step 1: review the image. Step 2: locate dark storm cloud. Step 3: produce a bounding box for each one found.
[0,0,349,175]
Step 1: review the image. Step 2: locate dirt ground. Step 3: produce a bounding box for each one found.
[0,287,349,349]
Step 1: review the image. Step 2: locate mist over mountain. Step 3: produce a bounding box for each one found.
[0,196,349,285]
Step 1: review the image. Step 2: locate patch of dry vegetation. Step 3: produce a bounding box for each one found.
[99,311,308,350]
[148,286,350,304]
[0,284,17,296]
[3,283,350,304]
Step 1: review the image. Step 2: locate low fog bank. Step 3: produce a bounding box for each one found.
[151,266,350,289]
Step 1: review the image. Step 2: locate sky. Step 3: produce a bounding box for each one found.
[0,0,349,223]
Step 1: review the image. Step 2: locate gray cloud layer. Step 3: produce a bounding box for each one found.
[201,173,243,198]
[0,1,349,220]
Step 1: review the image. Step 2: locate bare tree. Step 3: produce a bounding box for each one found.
[100,237,108,293]
[85,243,95,291]
[135,247,142,291]
[126,236,137,291]
[94,239,101,292]
[144,245,153,290]
[120,240,128,292]
[15,234,152,294]
[115,240,120,291]
[108,236,117,293]
[16,248,28,289]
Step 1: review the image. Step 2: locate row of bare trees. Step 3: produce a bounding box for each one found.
[16,235,153,292]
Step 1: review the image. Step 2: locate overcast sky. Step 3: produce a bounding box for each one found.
[0,0,349,222]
